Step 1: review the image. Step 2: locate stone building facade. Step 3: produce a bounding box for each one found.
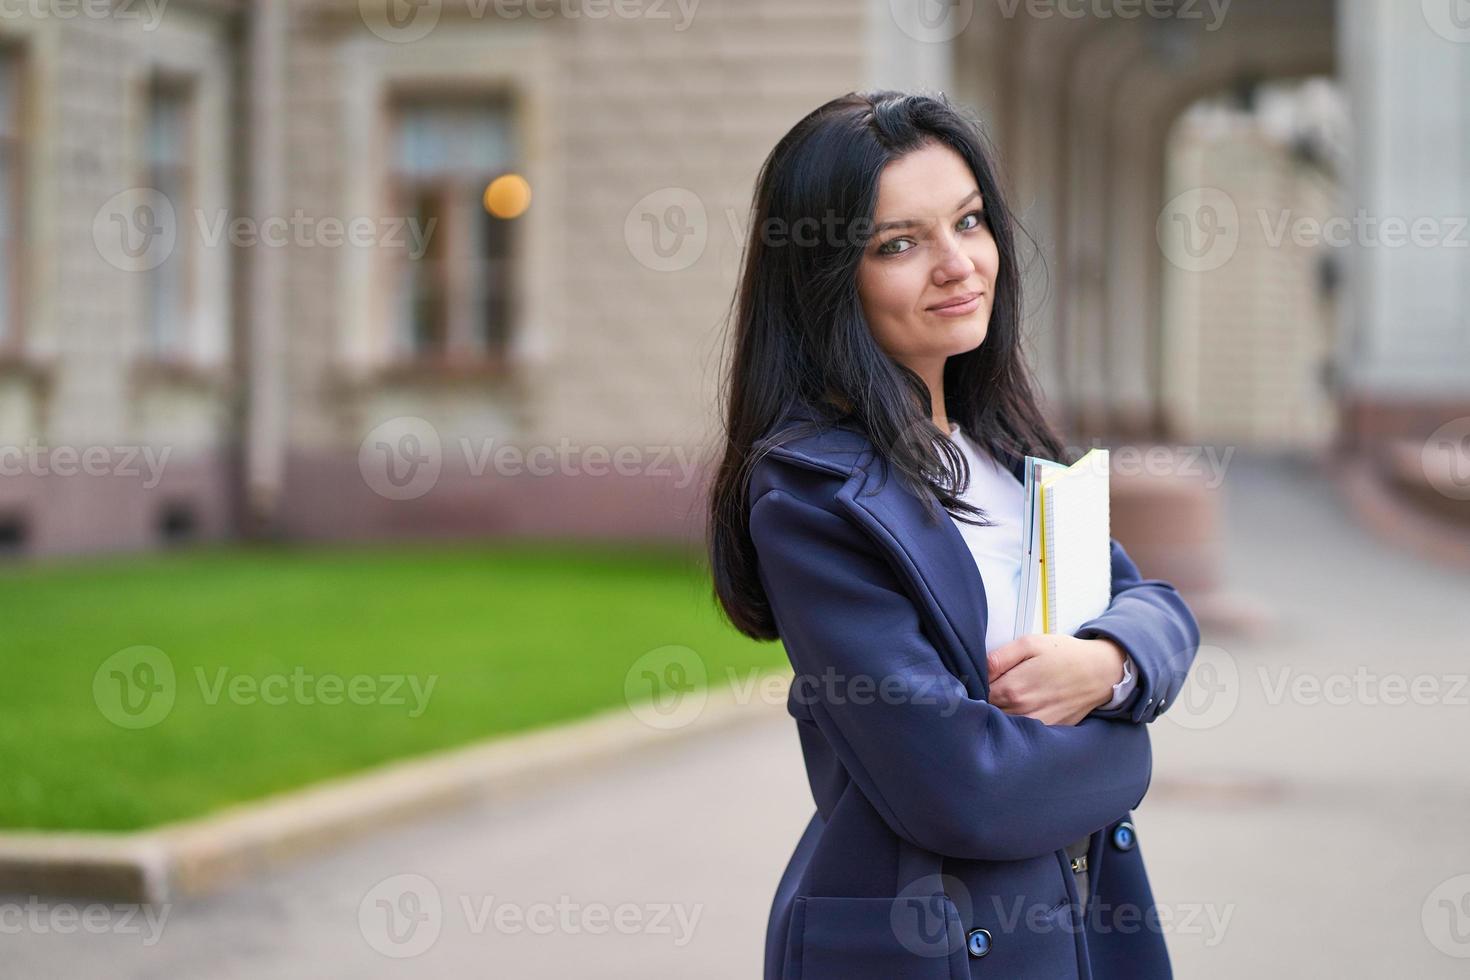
[0,0,1463,559]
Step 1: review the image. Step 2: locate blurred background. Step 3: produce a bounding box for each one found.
[1,0,1468,977]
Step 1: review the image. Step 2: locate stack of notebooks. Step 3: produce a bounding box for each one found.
[1012,448,1113,640]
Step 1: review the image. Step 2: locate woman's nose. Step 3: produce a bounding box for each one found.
[932,235,975,283]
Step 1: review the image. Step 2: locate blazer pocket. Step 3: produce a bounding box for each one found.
[782,894,971,980]
[965,891,1082,979]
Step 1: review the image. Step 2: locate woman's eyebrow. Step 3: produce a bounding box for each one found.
[871,189,982,233]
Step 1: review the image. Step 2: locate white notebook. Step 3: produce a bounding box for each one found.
[1013,448,1112,639]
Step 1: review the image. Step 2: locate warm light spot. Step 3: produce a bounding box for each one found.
[483,174,531,219]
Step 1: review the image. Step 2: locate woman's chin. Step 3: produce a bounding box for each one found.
[941,318,988,354]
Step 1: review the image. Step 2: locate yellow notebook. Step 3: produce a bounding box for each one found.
[1015,448,1112,637]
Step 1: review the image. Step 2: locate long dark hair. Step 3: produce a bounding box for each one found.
[708,89,1067,641]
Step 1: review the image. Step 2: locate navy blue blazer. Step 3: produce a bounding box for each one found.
[748,406,1201,980]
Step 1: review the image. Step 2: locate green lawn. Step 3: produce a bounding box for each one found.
[0,541,785,832]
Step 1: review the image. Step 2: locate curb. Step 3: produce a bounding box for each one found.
[0,668,794,905]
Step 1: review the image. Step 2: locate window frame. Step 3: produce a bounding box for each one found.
[382,88,522,373]
[140,71,198,365]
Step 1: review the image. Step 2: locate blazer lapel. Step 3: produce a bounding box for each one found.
[835,455,993,698]
[763,404,1025,699]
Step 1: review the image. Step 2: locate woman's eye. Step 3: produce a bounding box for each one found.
[876,210,982,256]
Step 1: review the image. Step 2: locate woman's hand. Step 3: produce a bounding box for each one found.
[986,634,1128,727]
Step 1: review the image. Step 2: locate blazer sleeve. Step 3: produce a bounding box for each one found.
[1075,537,1201,725]
[749,487,1153,863]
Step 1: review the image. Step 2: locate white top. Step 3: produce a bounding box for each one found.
[941,422,1136,710]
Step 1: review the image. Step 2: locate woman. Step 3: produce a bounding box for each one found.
[707,90,1201,979]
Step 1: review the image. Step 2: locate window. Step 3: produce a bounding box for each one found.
[0,510,26,557]
[0,48,22,348]
[144,77,194,359]
[157,500,198,545]
[387,94,519,364]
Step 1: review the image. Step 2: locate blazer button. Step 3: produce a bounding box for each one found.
[1112,820,1137,851]
[966,927,993,958]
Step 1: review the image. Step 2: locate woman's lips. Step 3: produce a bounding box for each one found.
[927,291,983,316]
